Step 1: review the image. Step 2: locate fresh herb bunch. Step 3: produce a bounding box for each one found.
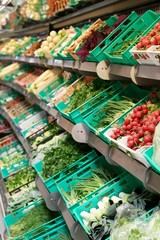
[5,166,36,192]
[42,134,90,179]
[1,153,27,168]
[93,99,135,129]
[64,80,108,113]
[9,203,58,238]
[61,167,117,206]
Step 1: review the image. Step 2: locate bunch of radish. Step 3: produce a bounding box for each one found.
[110,91,160,150]
[135,22,160,50]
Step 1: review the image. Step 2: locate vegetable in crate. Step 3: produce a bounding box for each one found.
[111,206,160,240]
[63,77,110,113]
[8,203,59,238]
[81,187,158,240]
[94,99,135,130]
[5,166,36,192]
[110,91,160,150]
[61,167,117,206]
[76,15,128,62]
[134,22,160,51]
[7,182,41,213]
[42,134,90,179]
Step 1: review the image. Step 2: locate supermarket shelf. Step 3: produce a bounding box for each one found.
[2,56,160,82]
[71,123,160,194]
[0,107,32,159]
[1,79,160,194]
[0,80,58,118]
[0,56,97,75]
[0,0,158,37]
[35,176,90,240]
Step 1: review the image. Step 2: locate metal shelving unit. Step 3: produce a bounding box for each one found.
[0,107,32,158]
[0,78,160,195]
[0,1,160,239]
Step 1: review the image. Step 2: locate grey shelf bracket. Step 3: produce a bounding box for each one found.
[104,145,118,166]
[72,123,90,143]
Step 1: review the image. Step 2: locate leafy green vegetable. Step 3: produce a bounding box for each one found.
[7,182,41,213]
[60,167,117,206]
[93,99,135,129]
[5,166,36,192]
[42,134,90,179]
[63,80,109,113]
[9,203,58,238]
[1,153,27,168]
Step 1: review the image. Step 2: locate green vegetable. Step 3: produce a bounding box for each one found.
[93,99,135,129]
[60,167,117,206]
[63,80,109,113]
[42,134,90,179]
[5,166,36,192]
[1,153,27,168]
[9,203,58,238]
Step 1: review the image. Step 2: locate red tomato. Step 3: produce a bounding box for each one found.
[111,134,117,139]
[145,142,152,146]
[142,125,148,131]
[128,136,134,141]
[142,38,150,46]
[155,35,160,43]
[114,128,120,134]
[142,109,148,115]
[127,124,132,130]
[136,111,143,119]
[157,116,160,123]
[122,125,127,131]
[150,38,158,45]
[131,113,136,119]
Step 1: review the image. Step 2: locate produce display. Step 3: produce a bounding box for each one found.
[0,37,38,56]
[8,202,59,238]
[5,166,37,192]
[1,8,160,240]
[28,68,62,94]
[75,15,127,62]
[35,29,66,58]
[109,91,160,150]
[27,120,62,148]
[7,182,42,213]
[42,134,90,179]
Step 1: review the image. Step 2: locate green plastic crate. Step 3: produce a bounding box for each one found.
[13,106,41,125]
[1,158,29,179]
[143,146,160,174]
[90,12,139,62]
[34,150,98,193]
[57,25,90,61]
[69,81,123,124]
[73,16,118,62]
[51,27,82,59]
[84,83,150,141]
[56,155,125,215]
[4,199,65,240]
[38,76,65,101]
[56,79,123,123]
[103,10,159,65]
[73,173,142,234]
